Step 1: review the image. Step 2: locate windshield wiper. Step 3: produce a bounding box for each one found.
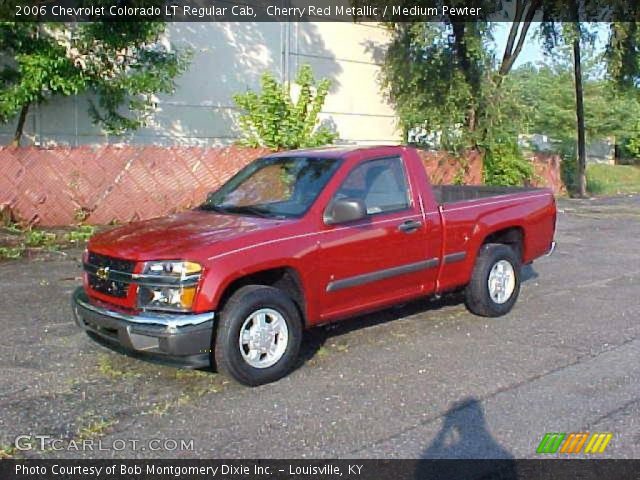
[225,205,277,218]
[199,203,229,213]
[200,203,282,219]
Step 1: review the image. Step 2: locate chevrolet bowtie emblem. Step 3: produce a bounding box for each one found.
[96,266,110,281]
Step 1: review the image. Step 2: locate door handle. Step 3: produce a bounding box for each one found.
[398,220,422,233]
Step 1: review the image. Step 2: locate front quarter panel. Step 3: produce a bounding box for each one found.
[193,228,318,319]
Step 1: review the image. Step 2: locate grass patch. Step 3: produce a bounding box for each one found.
[77,418,118,441]
[95,353,224,417]
[97,353,142,379]
[316,346,329,357]
[65,225,95,243]
[148,394,193,416]
[0,444,18,459]
[13,416,120,455]
[0,246,25,259]
[0,224,96,260]
[587,164,640,195]
[24,229,58,248]
[144,377,221,416]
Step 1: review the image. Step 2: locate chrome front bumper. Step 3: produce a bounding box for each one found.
[72,287,214,368]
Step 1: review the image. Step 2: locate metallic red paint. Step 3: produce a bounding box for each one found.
[85,146,556,325]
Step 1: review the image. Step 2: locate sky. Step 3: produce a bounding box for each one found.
[492,22,609,69]
[493,23,545,67]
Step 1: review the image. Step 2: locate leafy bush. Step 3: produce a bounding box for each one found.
[621,118,640,162]
[555,141,583,194]
[0,246,24,260]
[483,139,533,186]
[233,65,338,150]
[66,225,95,243]
[0,224,95,260]
[560,154,577,194]
[24,229,57,248]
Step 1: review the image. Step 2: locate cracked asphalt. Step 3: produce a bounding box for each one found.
[1,195,639,459]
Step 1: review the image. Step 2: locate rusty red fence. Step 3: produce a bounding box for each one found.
[528,152,565,195]
[0,145,561,226]
[0,145,271,226]
[417,149,484,185]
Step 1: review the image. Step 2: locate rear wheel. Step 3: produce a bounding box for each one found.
[464,243,521,317]
[214,285,302,386]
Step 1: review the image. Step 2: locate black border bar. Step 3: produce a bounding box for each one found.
[4,1,640,22]
[2,459,640,480]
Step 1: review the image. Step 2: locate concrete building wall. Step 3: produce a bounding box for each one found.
[0,22,400,147]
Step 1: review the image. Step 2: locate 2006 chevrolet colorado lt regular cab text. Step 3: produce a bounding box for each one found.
[72,145,556,385]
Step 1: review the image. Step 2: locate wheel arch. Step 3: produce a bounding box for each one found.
[479,225,525,262]
[216,266,308,327]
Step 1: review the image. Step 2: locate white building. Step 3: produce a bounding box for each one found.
[0,22,401,147]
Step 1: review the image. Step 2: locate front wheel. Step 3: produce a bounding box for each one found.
[214,285,302,386]
[464,243,521,317]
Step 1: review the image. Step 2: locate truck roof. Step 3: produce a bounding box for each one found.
[263,145,405,159]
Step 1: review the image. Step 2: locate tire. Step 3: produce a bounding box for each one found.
[464,243,521,317]
[214,285,302,386]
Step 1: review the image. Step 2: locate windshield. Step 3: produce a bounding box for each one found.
[200,156,341,218]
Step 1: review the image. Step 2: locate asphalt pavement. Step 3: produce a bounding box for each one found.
[1,195,638,459]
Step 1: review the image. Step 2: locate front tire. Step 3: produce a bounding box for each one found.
[214,285,302,386]
[464,243,521,317]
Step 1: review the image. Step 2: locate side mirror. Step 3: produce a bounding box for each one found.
[323,198,367,225]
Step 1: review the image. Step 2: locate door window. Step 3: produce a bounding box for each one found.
[334,157,410,215]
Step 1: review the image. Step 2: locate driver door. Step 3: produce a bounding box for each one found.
[315,156,431,321]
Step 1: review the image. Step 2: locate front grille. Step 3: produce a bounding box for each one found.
[87,252,135,273]
[86,252,135,298]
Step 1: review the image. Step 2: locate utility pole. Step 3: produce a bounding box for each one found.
[572,6,587,197]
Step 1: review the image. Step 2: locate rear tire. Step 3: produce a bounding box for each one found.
[464,243,521,317]
[214,285,302,386]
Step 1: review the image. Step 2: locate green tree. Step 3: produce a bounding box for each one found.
[381,22,492,150]
[510,61,640,146]
[365,1,547,185]
[539,13,596,197]
[373,13,640,188]
[606,21,640,88]
[605,21,640,160]
[359,1,640,189]
[233,64,338,150]
[0,22,189,146]
[378,20,534,185]
[539,1,640,195]
[508,57,640,189]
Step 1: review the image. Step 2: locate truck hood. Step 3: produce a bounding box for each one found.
[88,210,291,261]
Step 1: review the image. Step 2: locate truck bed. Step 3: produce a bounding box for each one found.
[432,185,540,205]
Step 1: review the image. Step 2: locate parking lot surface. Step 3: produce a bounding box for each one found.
[1,195,639,458]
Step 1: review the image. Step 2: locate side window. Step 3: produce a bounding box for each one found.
[334,157,410,215]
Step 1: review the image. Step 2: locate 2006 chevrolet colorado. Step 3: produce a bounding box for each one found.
[72,145,556,385]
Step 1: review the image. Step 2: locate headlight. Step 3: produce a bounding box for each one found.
[137,261,202,312]
[144,260,202,277]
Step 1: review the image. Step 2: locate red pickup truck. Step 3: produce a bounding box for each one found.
[73,145,556,385]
